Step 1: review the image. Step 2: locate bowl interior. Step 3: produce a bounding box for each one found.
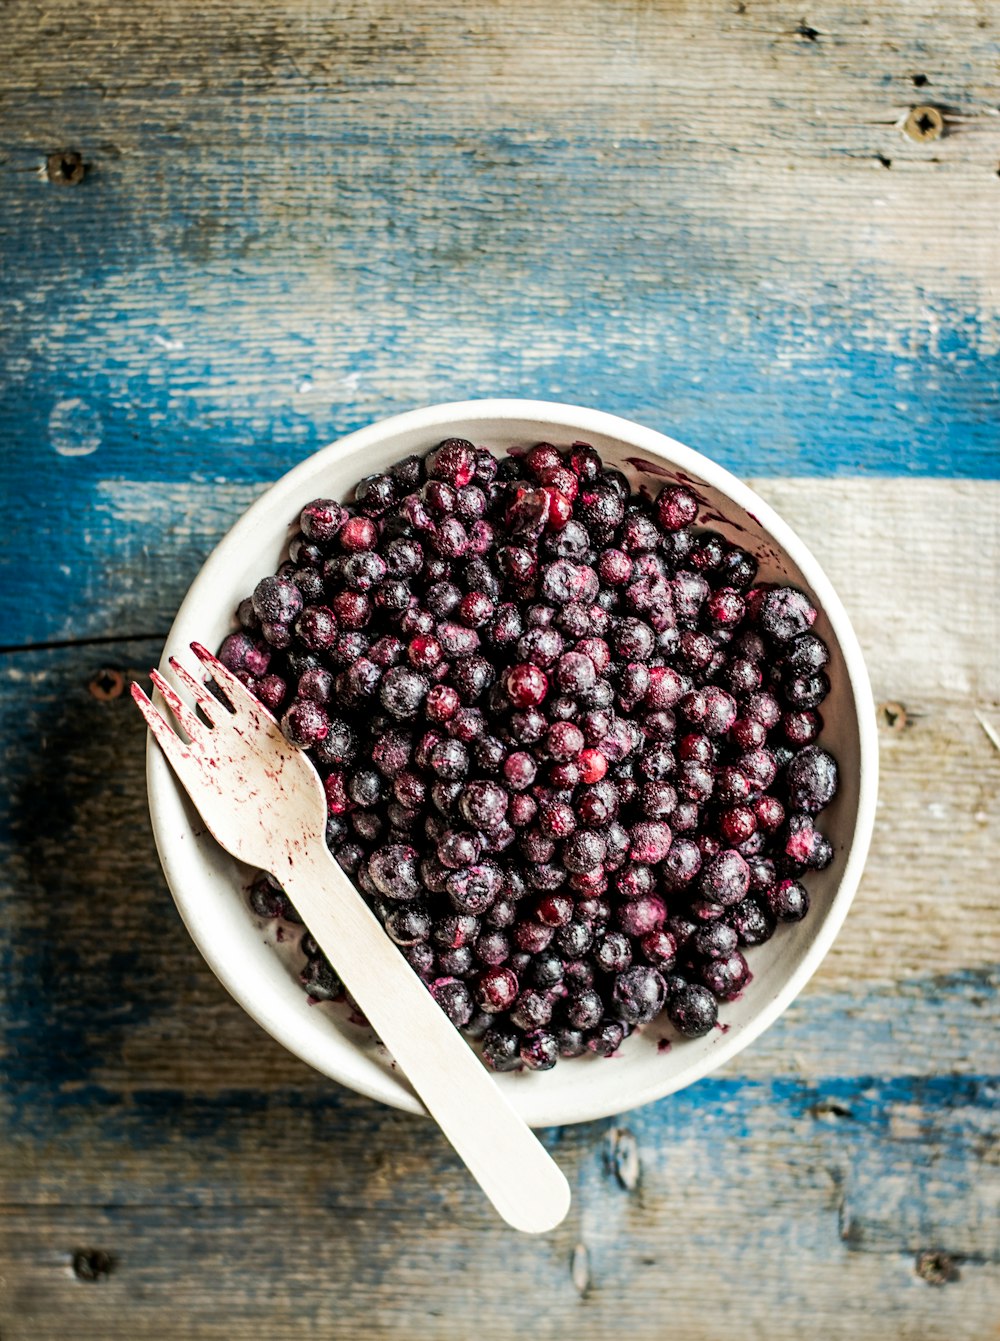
[147,401,875,1126]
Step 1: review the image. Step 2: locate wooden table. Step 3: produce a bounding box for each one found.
[1,2,998,1336]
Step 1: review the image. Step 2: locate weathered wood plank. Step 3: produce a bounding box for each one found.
[1,1125,997,1341]
[1,2,997,1333]
[2,0,999,644]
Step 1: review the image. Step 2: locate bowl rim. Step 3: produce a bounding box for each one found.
[146,398,878,1124]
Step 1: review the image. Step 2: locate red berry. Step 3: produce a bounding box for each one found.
[505,663,548,707]
[525,444,563,478]
[579,749,608,783]
[655,484,698,532]
[543,489,573,531]
[425,684,460,721]
[540,465,579,500]
[338,517,378,551]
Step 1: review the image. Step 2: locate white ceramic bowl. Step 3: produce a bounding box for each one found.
[146,399,877,1126]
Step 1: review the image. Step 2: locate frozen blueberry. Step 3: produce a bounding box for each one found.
[612,965,667,1025]
[667,983,718,1037]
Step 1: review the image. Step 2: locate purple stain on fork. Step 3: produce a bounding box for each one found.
[133,642,571,1234]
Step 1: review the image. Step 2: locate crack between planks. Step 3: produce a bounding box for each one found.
[0,632,169,656]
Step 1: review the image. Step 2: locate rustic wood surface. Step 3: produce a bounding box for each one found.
[1,0,998,1337]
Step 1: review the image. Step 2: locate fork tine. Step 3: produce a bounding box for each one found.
[131,681,197,776]
[190,641,274,720]
[150,667,206,744]
[167,654,228,724]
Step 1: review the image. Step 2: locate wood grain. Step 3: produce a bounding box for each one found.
[1,1188,998,1341]
[2,0,1000,644]
[1,0,998,1334]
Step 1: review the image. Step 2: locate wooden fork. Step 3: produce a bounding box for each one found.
[133,642,570,1234]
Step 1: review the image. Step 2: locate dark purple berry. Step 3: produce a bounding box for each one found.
[612,965,667,1025]
[429,977,474,1027]
[767,878,810,922]
[668,983,718,1037]
[785,745,839,813]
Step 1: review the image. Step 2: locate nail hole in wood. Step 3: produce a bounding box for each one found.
[912,73,929,87]
[878,701,908,732]
[876,153,892,168]
[904,106,944,142]
[46,150,86,185]
[89,668,125,700]
[812,1099,854,1120]
[796,20,820,39]
[915,1251,960,1286]
[72,1249,114,1281]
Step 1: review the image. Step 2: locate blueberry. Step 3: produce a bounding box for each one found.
[378,667,429,719]
[280,699,329,747]
[729,897,776,946]
[757,587,817,642]
[301,956,342,1001]
[594,931,632,974]
[785,745,839,813]
[562,829,608,874]
[692,922,739,960]
[385,904,432,946]
[300,499,348,544]
[586,1019,626,1057]
[520,1030,558,1071]
[612,965,667,1025]
[655,485,698,532]
[368,844,421,900]
[700,951,751,1001]
[699,850,751,907]
[667,983,718,1037]
[477,966,519,1012]
[429,977,474,1027]
[767,878,811,922]
[248,873,292,920]
[252,575,303,625]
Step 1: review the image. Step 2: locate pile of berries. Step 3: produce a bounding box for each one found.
[224,438,838,1071]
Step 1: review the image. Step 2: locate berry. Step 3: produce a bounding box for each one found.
[281,699,329,747]
[668,983,718,1037]
[655,485,698,532]
[700,951,751,1001]
[700,850,751,907]
[379,667,429,719]
[767,878,810,922]
[756,587,817,642]
[228,436,837,1069]
[785,745,839,813]
[477,966,519,1012]
[520,1030,558,1071]
[506,663,548,707]
[612,965,667,1024]
[427,438,476,487]
[429,978,474,1027]
[300,498,348,543]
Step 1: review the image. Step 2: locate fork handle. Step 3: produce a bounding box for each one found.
[282,845,571,1235]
